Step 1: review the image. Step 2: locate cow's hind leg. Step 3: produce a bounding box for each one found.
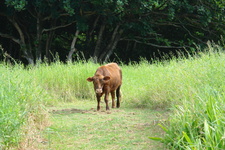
[111,91,116,108]
[116,86,121,108]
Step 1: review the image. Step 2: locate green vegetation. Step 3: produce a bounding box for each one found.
[0,64,49,149]
[149,43,225,149]
[1,0,225,63]
[1,43,225,149]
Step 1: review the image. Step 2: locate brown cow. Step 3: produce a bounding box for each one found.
[87,63,122,111]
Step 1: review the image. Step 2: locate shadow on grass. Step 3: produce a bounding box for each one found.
[49,107,125,115]
[50,108,90,115]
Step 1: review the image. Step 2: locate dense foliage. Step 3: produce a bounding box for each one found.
[0,0,225,64]
[150,43,225,149]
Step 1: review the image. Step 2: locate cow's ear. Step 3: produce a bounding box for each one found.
[103,76,110,81]
[87,77,93,82]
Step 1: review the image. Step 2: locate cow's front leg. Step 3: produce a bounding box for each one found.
[111,91,115,108]
[96,95,101,111]
[104,92,110,110]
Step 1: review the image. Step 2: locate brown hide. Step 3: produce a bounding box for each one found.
[87,63,122,111]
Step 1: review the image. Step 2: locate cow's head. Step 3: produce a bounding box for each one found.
[87,75,110,94]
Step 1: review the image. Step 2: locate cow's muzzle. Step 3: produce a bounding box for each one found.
[95,88,103,94]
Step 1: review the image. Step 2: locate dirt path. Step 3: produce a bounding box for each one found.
[35,102,168,150]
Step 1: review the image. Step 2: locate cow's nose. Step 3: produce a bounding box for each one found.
[96,89,102,94]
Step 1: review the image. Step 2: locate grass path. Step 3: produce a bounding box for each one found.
[36,101,168,150]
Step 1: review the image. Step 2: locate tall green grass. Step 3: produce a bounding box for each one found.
[1,42,225,149]
[150,43,225,149]
[32,61,99,104]
[0,64,50,149]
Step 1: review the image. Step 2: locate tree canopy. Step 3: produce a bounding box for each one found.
[0,0,225,64]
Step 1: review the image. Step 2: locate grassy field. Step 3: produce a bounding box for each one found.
[37,102,167,150]
[1,42,225,149]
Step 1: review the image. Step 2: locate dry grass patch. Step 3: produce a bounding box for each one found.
[18,111,51,150]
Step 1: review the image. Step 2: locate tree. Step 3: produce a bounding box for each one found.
[0,0,225,64]
[0,0,76,64]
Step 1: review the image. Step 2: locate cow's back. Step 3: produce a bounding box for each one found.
[96,63,122,90]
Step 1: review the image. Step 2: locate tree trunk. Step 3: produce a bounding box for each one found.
[45,30,55,62]
[85,15,100,52]
[89,15,100,38]
[103,30,123,62]
[7,17,34,64]
[93,23,106,62]
[99,24,123,62]
[67,29,80,62]
[23,50,34,64]
[36,15,43,62]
